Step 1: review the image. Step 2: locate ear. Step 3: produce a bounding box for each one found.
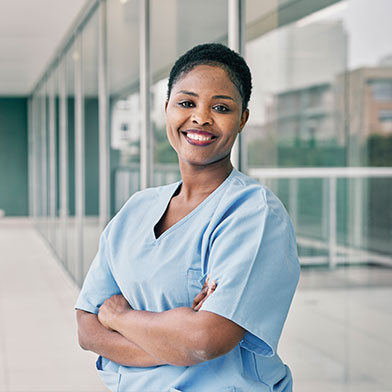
[238,108,249,134]
[165,100,169,112]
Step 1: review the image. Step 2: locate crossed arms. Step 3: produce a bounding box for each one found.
[76,278,246,367]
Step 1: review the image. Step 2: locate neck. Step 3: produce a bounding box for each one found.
[177,156,233,202]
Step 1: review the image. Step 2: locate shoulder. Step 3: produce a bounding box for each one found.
[211,170,299,261]
[220,169,288,220]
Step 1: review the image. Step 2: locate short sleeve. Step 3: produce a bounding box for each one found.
[200,202,300,357]
[75,230,121,314]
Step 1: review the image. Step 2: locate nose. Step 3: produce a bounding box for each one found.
[192,106,213,126]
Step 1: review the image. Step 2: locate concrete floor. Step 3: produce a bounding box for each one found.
[0,219,391,392]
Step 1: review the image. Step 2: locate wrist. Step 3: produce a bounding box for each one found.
[112,307,133,333]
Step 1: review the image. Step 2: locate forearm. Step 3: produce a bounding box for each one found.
[108,307,243,366]
[76,310,164,367]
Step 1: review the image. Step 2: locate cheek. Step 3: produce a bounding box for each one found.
[222,117,242,138]
[165,108,182,131]
[165,117,180,151]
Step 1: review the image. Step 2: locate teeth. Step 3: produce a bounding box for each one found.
[187,133,212,141]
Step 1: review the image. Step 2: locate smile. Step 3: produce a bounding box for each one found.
[182,130,217,146]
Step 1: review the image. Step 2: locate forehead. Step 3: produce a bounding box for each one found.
[172,65,240,97]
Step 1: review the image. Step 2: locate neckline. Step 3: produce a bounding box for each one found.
[151,168,237,243]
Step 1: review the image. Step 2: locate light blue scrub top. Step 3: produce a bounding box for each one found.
[75,168,300,392]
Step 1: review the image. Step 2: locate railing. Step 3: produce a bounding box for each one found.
[114,164,392,268]
[249,167,392,268]
[113,164,181,212]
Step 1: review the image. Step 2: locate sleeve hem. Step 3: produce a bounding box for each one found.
[74,302,99,315]
[199,306,276,357]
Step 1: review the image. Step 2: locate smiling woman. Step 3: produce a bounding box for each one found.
[75,43,300,392]
[165,65,248,168]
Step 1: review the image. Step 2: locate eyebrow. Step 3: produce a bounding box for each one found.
[213,94,235,101]
[176,90,235,101]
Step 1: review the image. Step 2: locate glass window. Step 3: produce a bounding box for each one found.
[65,42,77,282]
[150,0,228,186]
[107,0,140,214]
[36,83,47,235]
[81,11,100,280]
[244,1,392,390]
[48,68,62,259]
[370,80,392,101]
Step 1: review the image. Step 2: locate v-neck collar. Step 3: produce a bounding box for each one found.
[150,168,236,243]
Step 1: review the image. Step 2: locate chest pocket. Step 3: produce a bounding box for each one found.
[187,268,204,306]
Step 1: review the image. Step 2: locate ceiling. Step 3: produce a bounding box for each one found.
[0,0,90,96]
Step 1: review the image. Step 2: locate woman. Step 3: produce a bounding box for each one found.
[76,43,300,391]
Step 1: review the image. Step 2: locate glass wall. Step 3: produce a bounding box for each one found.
[245,0,347,255]
[107,0,141,214]
[243,1,392,390]
[244,0,392,262]
[150,0,228,186]
[81,12,101,280]
[28,1,392,390]
[65,42,77,280]
[37,81,49,239]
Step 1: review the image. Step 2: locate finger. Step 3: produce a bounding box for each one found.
[206,280,216,296]
[193,297,207,312]
[202,275,210,290]
[194,281,216,311]
[191,276,210,309]
[192,286,208,309]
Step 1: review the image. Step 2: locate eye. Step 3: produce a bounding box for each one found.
[213,105,230,113]
[178,101,195,108]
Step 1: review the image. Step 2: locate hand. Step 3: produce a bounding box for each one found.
[98,294,131,331]
[192,276,216,312]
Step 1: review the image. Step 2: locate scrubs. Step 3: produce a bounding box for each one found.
[75,168,300,392]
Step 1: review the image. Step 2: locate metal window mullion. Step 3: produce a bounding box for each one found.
[228,0,245,171]
[98,0,110,228]
[28,96,34,219]
[59,58,69,267]
[329,176,337,269]
[29,96,35,218]
[41,83,48,234]
[33,95,39,220]
[140,0,152,190]
[37,94,42,223]
[75,34,85,285]
[49,76,57,248]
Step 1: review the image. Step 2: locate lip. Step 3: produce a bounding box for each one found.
[181,129,217,146]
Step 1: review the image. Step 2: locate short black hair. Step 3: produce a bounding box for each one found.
[167,43,252,112]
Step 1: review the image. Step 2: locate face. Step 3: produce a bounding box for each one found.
[165,65,249,168]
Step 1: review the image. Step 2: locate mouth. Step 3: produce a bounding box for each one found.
[181,129,217,146]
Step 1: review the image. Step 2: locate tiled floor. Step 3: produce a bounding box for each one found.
[0,219,105,392]
[280,267,392,392]
[0,219,391,392]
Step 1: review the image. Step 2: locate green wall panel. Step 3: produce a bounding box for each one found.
[0,97,28,216]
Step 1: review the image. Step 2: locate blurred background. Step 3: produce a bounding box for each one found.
[0,0,391,391]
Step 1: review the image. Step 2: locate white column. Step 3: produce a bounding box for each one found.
[59,59,68,266]
[140,0,152,189]
[74,35,85,285]
[228,0,245,170]
[98,0,110,229]
[41,83,48,235]
[48,75,56,248]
